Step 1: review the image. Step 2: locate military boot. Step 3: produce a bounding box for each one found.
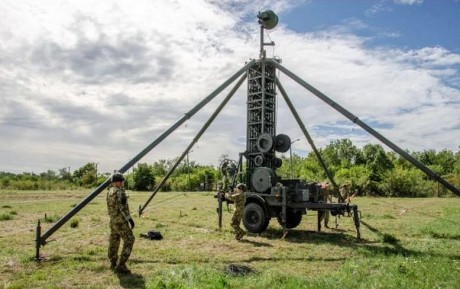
[115,263,132,274]
[110,261,117,271]
[236,231,246,240]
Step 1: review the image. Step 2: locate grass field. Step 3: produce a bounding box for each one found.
[1,190,459,289]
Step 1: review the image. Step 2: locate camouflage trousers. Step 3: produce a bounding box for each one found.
[231,208,244,236]
[108,219,135,266]
[322,210,330,227]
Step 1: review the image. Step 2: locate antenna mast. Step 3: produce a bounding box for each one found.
[258,10,278,58]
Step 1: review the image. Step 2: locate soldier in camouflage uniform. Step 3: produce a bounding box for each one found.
[225,183,247,240]
[339,182,351,203]
[107,172,135,274]
[320,182,333,228]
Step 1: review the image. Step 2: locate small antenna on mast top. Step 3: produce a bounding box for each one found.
[257,10,278,59]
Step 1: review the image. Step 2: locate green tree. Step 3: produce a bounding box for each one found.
[321,139,364,170]
[297,152,325,181]
[362,144,394,194]
[334,165,370,195]
[73,163,97,188]
[194,166,217,191]
[379,167,428,197]
[133,163,155,191]
[151,159,169,176]
[433,149,456,175]
[59,168,72,181]
[277,154,302,179]
[40,170,57,180]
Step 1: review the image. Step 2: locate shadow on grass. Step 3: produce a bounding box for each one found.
[256,221,460,261]
[242,255,348,263]
[429,232,460,240]
[360,221,460,260]
[259,227,359,245]
[116,272,145,289]
[237,238,273,247]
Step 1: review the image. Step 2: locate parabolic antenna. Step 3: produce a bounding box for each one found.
[257,10,278,30]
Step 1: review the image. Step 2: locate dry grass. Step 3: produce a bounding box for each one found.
[0,190,459,288]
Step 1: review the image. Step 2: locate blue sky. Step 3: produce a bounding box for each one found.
[282,0,460,51]
[0,0,459,174]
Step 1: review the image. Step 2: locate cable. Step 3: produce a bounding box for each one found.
[139,192,186,214]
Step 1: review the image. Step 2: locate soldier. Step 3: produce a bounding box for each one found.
[340,182,351,203]
[320,182,332,228]
[225,183,247,240]
[107,172,135,274]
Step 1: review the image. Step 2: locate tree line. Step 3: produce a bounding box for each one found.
[1,139,459,197]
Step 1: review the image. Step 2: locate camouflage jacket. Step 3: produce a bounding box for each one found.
[107,186,131,222]
[226,190,246,208]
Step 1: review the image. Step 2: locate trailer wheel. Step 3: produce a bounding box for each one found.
[277,210,303,229]
[243,203,269,233]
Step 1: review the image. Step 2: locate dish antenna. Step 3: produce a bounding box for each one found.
[257,10,278,30]
[258,10,278,58]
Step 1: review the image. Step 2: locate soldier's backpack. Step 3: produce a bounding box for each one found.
[140,230,163,240]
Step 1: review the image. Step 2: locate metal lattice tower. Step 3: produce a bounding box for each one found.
[246,60,277,184]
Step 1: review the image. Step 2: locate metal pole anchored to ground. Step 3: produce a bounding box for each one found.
[35,220,42,261]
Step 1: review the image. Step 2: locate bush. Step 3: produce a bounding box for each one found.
[70,218,79,228]
[44,214,60,223]
[0,213,13,221]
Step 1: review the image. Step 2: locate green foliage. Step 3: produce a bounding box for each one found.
[0,139,458,197]
[133,163,156,191]
[69,218,79,228]
[334,165,370,193]
[378,167,428,197]
[44,214,60,223]
[0,213,13,221]
[321,138,364,169]
[73,162,98,188]
[363,143,394,182]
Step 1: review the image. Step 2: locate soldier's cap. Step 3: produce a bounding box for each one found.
[111,172,125,182]
[236,183,247,191]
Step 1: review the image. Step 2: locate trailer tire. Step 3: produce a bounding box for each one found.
[243,202,269,233]
[277,210,303,229]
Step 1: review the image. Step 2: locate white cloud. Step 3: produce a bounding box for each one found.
[0,0,458,174]
[367,0,423,17]
[393,0,424,5]
[366,2,393,17]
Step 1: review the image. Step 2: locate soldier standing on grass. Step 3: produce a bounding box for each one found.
[339,182,351,203]
[320,182,333,228]
[107,172,135,274]
[225,183,247,240]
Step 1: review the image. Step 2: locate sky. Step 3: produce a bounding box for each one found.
[0,0,459,175]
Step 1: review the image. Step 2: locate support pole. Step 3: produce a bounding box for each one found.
[269,59,460,197]
[281,186,287,235]
[139,73,248,216]
[352,205,361,239]
[37,60,256,248]
[276,78,339,194]
[218,196,223,231]
[35,220,42,261]
[317,211,322,232]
